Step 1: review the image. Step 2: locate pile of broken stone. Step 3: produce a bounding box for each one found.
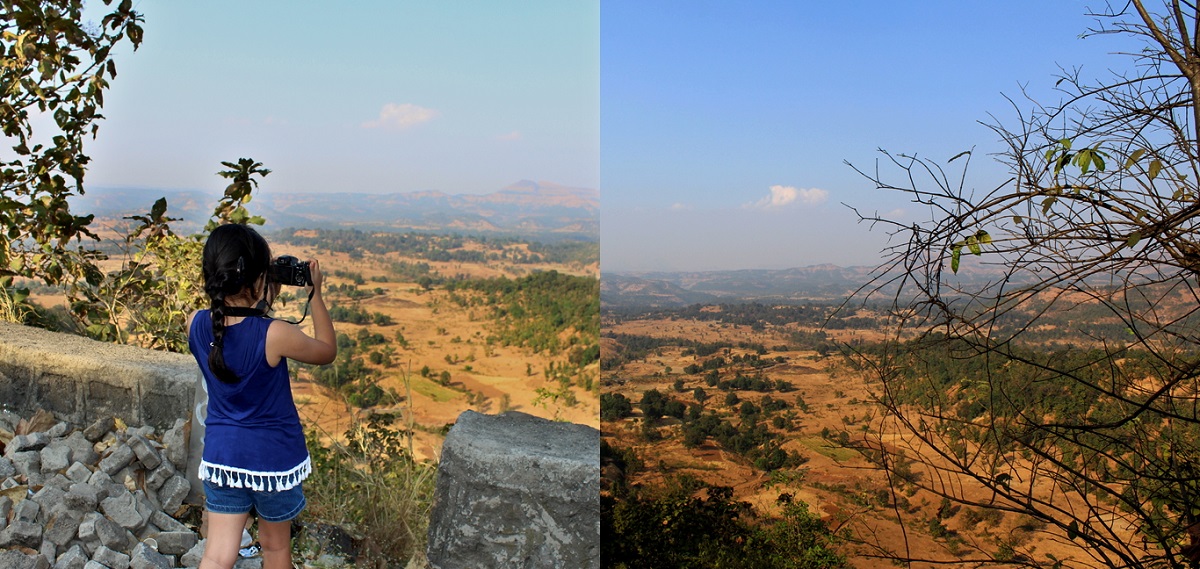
[0,409,215,569]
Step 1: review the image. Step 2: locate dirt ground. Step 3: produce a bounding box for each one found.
[602,315,1149,568]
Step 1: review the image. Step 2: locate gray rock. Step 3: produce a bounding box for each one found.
[92,545,131,569]
[180,539,205,567]
[128,435,163,471]
[133,492,158,525]
[6,432,51,455]
[32,485,68,517]
[63,432,99,467]
[12,450,42,477]
[77,511,102,542]
[94,516,130,551]
[54,544,89,569]
[0,495,12,525]
[65,462,91,484]
[155,530,198,555]
[98,444,135,476]
[40,442,73,474]
[162,419,188,471]
[150,510,188,533]
[234,557,263,569]
[15,497,41,522]
[0,549,42,569]
[43,509,83,547]
[86,471,121,502]
[145,462,174,492]
[0,519,44,548]
[46,422,69,439]
[0,456,15,478]
[42,474,72,492]
[54,544,88,569]
[39,540,56,566]
[82,418,114,443]
[158,475,190,514]
[83,561,110,569]
[134,522,160,542]
[0,409,17,431]
[65,482,101,512]
[101,492,146,531]
[426,411,600,569]
[129,542,171,569]
[128,425,155,439]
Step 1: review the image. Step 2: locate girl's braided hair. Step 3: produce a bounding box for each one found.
[202,223,272,384]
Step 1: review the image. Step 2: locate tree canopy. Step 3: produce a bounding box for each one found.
[0,0,142,294]
[851,1,1200,567]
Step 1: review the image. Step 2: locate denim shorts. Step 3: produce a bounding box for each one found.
[203,479,306,522]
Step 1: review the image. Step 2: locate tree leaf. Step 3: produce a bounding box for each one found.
[1126,232,1141,248]
[976,230,991,245]
[1149,159,1163,180]
[1042,197,1057,215]
[951,245,962,273]
[1124,149,1146,169]
[967,235,981,256]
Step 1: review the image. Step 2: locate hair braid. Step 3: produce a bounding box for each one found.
[207,280,240,384]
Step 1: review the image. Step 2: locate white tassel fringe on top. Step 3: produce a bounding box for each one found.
[199,456,311,492]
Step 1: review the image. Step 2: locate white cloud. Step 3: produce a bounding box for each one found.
[670,202,691,211]
[744,185,828,209]
[496,130,522,141]
[362,103,438,130]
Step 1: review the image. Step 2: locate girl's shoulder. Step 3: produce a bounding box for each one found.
[186,310,204,335]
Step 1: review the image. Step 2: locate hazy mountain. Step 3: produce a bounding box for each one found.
[603,265,877,308]
[600,275,721,308]
[603,262,1031,308]
[75,180,598,240]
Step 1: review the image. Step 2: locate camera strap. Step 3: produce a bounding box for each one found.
[271,287,316,326]
[223,289,315,324]
[224,306,266,318]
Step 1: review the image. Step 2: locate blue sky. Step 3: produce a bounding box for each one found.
[601,1,1140,271]
[84,1,598,197]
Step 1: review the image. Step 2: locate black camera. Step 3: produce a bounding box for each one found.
[270,255,312,287]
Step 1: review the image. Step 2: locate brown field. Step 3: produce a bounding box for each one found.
[602,314,1146,568]
[257,244,598,462]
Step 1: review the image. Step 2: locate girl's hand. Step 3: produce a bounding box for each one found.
[307,258,323,292]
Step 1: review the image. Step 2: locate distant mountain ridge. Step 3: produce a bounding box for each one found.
[75,180,598,240]
[604,262,1018,308]
[602,265,877,308]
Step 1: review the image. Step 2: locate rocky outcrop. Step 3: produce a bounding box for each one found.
[426,410,599,569]
[0,410,205,569]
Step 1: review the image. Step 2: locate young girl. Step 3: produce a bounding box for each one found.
[187,223,336,569]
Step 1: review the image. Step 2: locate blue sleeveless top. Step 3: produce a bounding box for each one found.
[188,310,310,491]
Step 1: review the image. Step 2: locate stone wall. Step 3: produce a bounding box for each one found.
[0,322,198,430]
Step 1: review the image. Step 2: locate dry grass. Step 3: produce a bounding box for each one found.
[302,387,439,566]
